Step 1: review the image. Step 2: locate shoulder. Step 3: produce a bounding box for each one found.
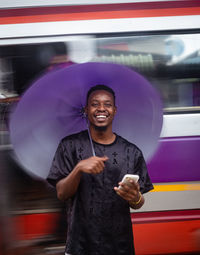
[61,130,88,144]
[116,134,142,153]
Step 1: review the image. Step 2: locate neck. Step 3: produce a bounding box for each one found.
[89,125,116,144]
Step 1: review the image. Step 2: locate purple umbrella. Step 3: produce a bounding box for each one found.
[9,62,163,179]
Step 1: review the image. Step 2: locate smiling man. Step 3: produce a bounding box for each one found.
[85,85,117,143]
[47,84,153,255]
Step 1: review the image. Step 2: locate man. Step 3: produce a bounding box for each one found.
[47,84,153,255]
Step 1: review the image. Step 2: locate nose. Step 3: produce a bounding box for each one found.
[97,103,106,111]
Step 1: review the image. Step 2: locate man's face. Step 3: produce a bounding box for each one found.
[85,90,117,129]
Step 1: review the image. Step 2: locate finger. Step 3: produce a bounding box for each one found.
[129,179,139,188]
[130,181,140,193]
[119,184,139,199]
[119,182,134,193]
[115,186,128,196]
[114,187,133,201]
[96,160,105,171]
[94,161,105,173]
[95,156,108,161]
[92,167,102,174]
[114,187,122,196]
[96,158,108,170]
[93,169,102,174]
[122,180,139,193]
[89,158,103,168]
[102,156,109,161]
[96,164,104,173]
[118,182,133,194]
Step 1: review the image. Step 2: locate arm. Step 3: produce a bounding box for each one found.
[56,164,82,201]
[114,148,153,209]
[56,156,108,201]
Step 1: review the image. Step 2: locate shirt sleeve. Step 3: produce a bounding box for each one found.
[46,138,75,187]
[134,149,154,194]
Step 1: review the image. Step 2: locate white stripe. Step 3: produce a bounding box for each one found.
[0,15,200,41]
[160,113,200,138]
[132,214,200,223]
[132,190,200,212]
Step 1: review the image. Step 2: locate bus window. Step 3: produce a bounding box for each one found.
[0,32,200,114]
[93,33,200,113]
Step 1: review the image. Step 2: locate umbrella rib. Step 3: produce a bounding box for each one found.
[86,118,95,157]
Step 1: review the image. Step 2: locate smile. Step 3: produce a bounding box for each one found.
[95,115,108,120]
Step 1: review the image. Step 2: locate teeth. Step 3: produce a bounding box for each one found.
[96,115,107,119]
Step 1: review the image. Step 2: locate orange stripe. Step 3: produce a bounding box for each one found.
[0,7,200,25]
[152,183,200,192]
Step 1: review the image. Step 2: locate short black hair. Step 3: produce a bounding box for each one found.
[86,85,115,105]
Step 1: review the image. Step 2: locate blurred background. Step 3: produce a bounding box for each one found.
[0,0,200,254]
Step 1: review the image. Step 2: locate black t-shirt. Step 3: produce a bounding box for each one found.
[47,130,153,255]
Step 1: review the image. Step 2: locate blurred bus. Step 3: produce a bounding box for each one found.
[0,1,200,254]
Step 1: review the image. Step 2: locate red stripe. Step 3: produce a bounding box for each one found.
[131,209,200,224]
[134,220,200,254]
[1,1,200,17]
[0,7,200,25]
[0,1,200,25]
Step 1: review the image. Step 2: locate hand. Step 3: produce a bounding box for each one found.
[114,179,140,203]
[75,156,108,174]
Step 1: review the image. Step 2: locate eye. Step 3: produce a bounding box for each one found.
[91,103,99,107]
[105,103,112,107]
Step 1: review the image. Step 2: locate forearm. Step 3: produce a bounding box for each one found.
[129,192,145,210]
[56,156,107,201]
[56,165,82,201]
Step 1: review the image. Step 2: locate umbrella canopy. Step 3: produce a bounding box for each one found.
[9,62,163,179]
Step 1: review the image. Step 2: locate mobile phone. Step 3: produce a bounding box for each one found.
[118,174,139,189]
